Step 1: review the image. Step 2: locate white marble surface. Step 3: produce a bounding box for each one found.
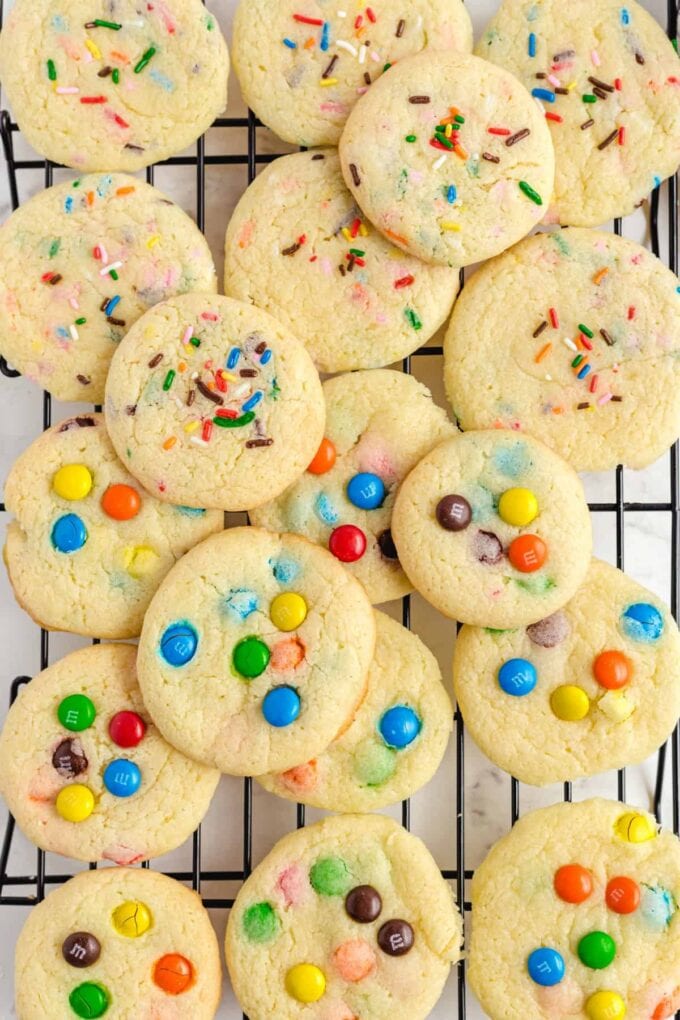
[0,1,678,1017]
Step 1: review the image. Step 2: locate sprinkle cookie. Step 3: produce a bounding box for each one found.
[232,0,473,148]
[454,559,680,786]
[0,644,219,864]
[444,228,680,471]
[339,51,555,267]
[250,369,454,604]
[104,294,325,511]
[137,527,375,776]
[4,414,222,639]
[224,150,460,374]
[14,867,222,1020]
[391,430,592,628]
[258,610,452,811]
[226,813,462,1020]
[0,173,216,403]
[0,0,229,173]
[469,798,680,1020]
[477,0,680,226]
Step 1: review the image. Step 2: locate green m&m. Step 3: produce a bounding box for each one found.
[68,982,109,1018]
[577,930,616,969]
[58,694,96,732]
[232,637,270,679]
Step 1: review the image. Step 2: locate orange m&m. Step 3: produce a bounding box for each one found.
[101,484,141,521]
[606,876,640,914]
[307,437,336,475]
[152,953,194,995]
[508,534,547,573]
[593,651,632,690]
[554,864,593,904]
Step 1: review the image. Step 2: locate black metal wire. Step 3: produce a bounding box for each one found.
[0,2,678,1016]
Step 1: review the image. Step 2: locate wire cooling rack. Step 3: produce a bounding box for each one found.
[0,1,678,1017]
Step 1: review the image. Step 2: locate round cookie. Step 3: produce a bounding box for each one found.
[224,150,460,374]
[257,610,452,810]
[0,644,219,864]
[232,0,473,148]
[0,0,229,173]
[469,798,680,1020]
[15,867,221,1020]
[391,429,592,628]
[136,527,375,776]
[3,413,222,639]
[476,0,680,226]
[444,228,680,471]
[338,51,555,267]
[226,813,462,1020]
[454,559,680,786]
[0,173,216,403]
[104,294,325,511]
[250,369,454,603]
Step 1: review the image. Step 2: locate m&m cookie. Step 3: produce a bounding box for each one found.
[226,813,462,1020]
[0,644,218,864]
[469,799,680,1020]
[251,369,454,603]
[14,867,221,1019]
[104,294,325,511]
[137,527,375,775]
[454,559,680,785]
[3,414,222,638]
[391,430,592,628]
[258,610,452,811]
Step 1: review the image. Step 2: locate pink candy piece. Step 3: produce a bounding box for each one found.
[332,940,377,983]
[280,760,317,795]
[276,863,306,907]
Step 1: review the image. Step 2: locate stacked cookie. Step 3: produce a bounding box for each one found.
[0,0,679,1018]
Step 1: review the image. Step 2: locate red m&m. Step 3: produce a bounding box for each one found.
[554,864,593,904]
[329,524,366,563]
[508,534,547,573]
[593,651,632,690]
[109,711,146,748]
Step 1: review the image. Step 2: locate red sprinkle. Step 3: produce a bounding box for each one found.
[201,312,218,321]
[353,257,366,267]
[41,271,55,282]
[297,233,307,245]
[294,13,323,25]
[618,126,626,145]
[580,334,593,351]
[309,255,318,262]
[80,96,107,104]
[215,408,238,419]
[350,218,361,238]
[615,77,622,90]
[548,307,559,329]
[589,374,599,393]
[93,246,101,260]
[394,275,415,289]
[545,112,563,123]
[113,113,129,128]
[214,373,227,392]
[202,420,213,442]
[628,306,636,320]
[487,126,511,136]
[354,14,363,28]
[366,7,376,22]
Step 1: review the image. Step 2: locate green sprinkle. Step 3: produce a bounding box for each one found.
[72,179,81,188]
[242,902,279,943]
[112,68,120,85]
[310,856,352,896]
[405,134,417,142]
[75,317,86,325]
[673,37,678,52]
[162,369,175,391]
[518,180,543,205]
[206,15,215,30]
[109,269,119,281]
[434,134,453,149]
[49,238,61,258]
[454,114,465,124]
[134,47,156,74]
[578,323,594,338]
[405,308,422,331]
[349,248,365,256]
[47,59,57,81]
[383,62,392,72]
[93,18,121,29]
[189,336,201,348]
[571,354,584,367]
[582,94,597,103]
[213,411,255,428]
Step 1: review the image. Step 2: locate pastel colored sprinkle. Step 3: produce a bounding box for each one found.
[578,323,594,338]
[202,312,219,321]
[591,49,601,66]
[528,32,536,57]
[283,38,297,48]
[440,221,461,231]
[294,13,323,25]
[593,267,609,284]
[99,261,122,276]
[163,370,176,391]
[432,154,447,170]
[320,22,330,51]
[47,58,57,81]
[49,238,61,257]
[447,184,457,203]
[163,436,177,450]
[532,87,555,102]
[85,39,102,59]
[563,336,578,351]
[336,40,357,56]
[405,308,422,330]
[519,181,543,205]
[56,86,79,94]
[535,342,552,363]
[69,325,79,341]
[134,47,156,74]
[598,391,613,405]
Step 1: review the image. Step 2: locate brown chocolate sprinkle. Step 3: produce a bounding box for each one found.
[76,374,91,385]
[125,404,137,416]
[588,76,614,92]
[577,401,590,409]
[347,255,355,272]
[592,86,608,100]
[532,320,548,338]
[580,118,595,130]
[148,353,163,368]
[553,49,575,61]
[240,368,257,377]
[600,328,615,346]
[349,163,361,186]
[100,298,110,311]
[322,54,338,78]
[554,86,569,95]
[339,263,347,276]
[255,341,267,354]
[124,143,144,152]
[535,72,547,79]
[506,128,530,147]
[245,438,274,448]
[612,395,623,402]
[58,415,96,431]
[363,71,371,85]
[49,274,62,285]
[408,95,430,103]
[98,66,113,77]
[482,152,500,163]
[187,389,195,407]
[396,18,405,37]
[311,153,325,160]
[196,379,223,405]
[598,129,619,150]
[107,316,125,326]
[635,51,645,65]
[282,241,301,256]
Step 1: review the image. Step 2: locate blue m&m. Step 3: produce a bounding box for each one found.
[51,513,88,553]
[498,658,537,697]
[103,759,141,798]
[621,603,664,643]
[527,947,565,986]
[346,473,386,511]
[160,622,198,666]
[378,705,422,749]
[262,686,301,727]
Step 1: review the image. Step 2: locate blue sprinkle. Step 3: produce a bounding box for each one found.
[314,492,339,525]
[532,87,555,102]
[270,556,299,583]
[283,37,297,48]
[227,347,241,369]
[96,174,113,198]
[676,286,680,294]
[224,587,259,620]
[51,14,68,30]
[150,69,175,92]
[577,363,591,379]
[104,295,121,317]
[446,184,457,204]
[242,390,263,413]
[653,175,661,189]
[56,326,70,339]
[526,5,538,20]
[620,7,630,24]
[175,505,206,516]
[260,349,272,365]
[320,21,330,51]
[64,195,74,214]
[528,32,536,57]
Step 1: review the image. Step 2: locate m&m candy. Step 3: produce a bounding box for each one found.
[160,622,198,667]
[606,876,640,914]
[377,919,414,956]
[52,513,88,553]
[436,494,472,531]
[593,650,631,690]
[554,864,593,904]
[498,487,538,527]
[153,953,195,995]
[262,686,301,727]
[585,991,627,1020]
[307,437,336,475]
[615,811,657,843]
[233,636,270,678]
[285,963,326,1003]
[378,705,421,749]
[497,658,537,697]
[68,982,109,1019]
[56,784,95,823]
[578,930,616,969]
[508,534,547,573]
[346,472,385,510]
[270,592,307,632]
[527,947,565,987]
[332,939,377,982]
[551,685,590,721]
[108,711,146,748]
[621,602,664,643]
[103,759,141,798]
[345,885,382,923]
[53,464,93,501]
[328,524,366,563]
[58,694,96,732]
[111,900,152,937]
[62,932,101,968]
[101,483,141,521]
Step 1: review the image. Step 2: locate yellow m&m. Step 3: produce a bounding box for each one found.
[112,900,152,938]
[53,464,93,501]
[585,990,627,1020]
[550,685,590,721]
[615,811,657,843]
[55,784,95,822]
[270,593,308,632]
[498,487,538,527]
[285,963,326,1003]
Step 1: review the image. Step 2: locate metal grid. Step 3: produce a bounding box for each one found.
[0,0,678,1016]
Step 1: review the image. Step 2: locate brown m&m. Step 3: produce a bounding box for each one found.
[62,931,101,968]
[52,738,88,779]
[377,529,399,561]
[436,494,472,531]
[345,885,382,924]
[377,919,414,956]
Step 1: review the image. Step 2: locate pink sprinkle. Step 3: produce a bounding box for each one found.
[182,325,194,344]
[201,312,219,321]
[589,374,598,393]
[370,51,380,62]
[591,49,601,66]
[56,85,79,94]
[98,244,108,263]
[320,101,346,113]
[547,74,561,87]
[276,864,306,907]
[356,87,369,95]
[598,392,613,406]
[69,297,80,310]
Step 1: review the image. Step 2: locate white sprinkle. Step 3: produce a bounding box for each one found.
[591,49,601,66]
[190,437,208,447]
[598,391,613,405]
[174,396,184,410]
[125,18,145,27]
[370,50,380,62]
[190,371,199,380]
[336,39,357,56]
[416,15,423,29]
[433,154,447,170]
[98,244,108,264]
[359,44,367,64]
[56,86,79,94]
[69,297,80,310]
[337,10,347,16]
[234,383,249,398]
[182,324,193,345]
[544,373,553,381]
[99,260,123,276]
[69,325,79,341]
[562,336,578,351]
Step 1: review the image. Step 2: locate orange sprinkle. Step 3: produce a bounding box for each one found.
[207,380,216,391]
[534,342,552,363]
[385,228,409,245]
[304,36,315,49]
[110,50,131,64]
[575,334,585,350]
[449,106,460,116]
[178,361,187,372]
[116,186,135,196]
[552,406,564,414]
[453,144,469,160]
[593,267,609,285]
[162,437,177,450]
[86,191,94,206]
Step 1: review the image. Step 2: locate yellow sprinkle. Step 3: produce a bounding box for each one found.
[359,223,368,236]
[440,221,461,232]
[184,421,200,434]
[320,77,338,86]
[222,371,237,382]
[341,227,352,241]
[445,123,452,138]
[146,235,160,249]
[85,39,102,60]
[566,80,577,91]
[162,436,177,450]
